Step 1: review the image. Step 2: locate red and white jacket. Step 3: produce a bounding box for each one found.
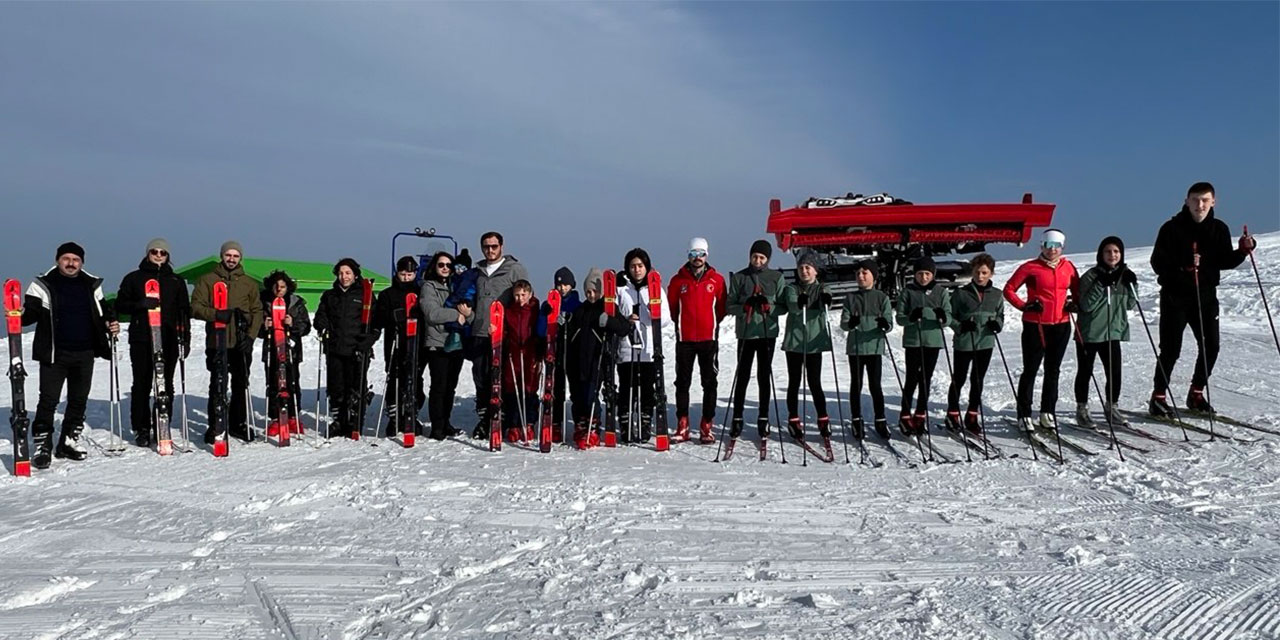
[1002,257,1080,325]
[667,264,727,343]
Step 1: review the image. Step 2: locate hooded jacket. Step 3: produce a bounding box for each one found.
[1150,206,1247,298]
[948,280,1004,352]
[115,257,191,349]
[502,297,543,394]
[1078,236,1138,344]
[373,277,427,361]
[22,266,112,363]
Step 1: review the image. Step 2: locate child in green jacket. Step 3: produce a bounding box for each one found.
[1073,236,1138,427]
[946,254,1003,434]
[776,251,833,451]
[895,257,951,436]
[839,259,894,440]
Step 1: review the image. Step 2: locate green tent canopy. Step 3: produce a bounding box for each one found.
[172,256,390,311]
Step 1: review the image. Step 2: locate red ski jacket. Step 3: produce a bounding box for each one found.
[667,264,727,343]
[502,299,542,394]
[1002,257,1080,325]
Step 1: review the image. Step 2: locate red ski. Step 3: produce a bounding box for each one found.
[353,278,374,440]
[268,296,294,447]
[488,301,505,452]
[538,289,561,453]
[402,293,419,448]
[145,279,174,456]
[602,270,619,448]
[6,279,30,476]
[646,271,669,452]
[211,282,230,458]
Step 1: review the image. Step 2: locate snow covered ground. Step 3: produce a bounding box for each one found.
[2,233,1279,639]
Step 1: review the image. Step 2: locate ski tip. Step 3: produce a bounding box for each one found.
[212,441,228,458]
[403,434,415,448]
[350,431,360,441]
[603,432,617,448]
[13,461,30,477]
[157,440,173,456]
[655,435,669,452]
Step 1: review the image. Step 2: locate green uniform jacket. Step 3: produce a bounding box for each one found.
[776,281,832,353]
[191,262,264,352]
[839,288,893,357]
[895,281,951,348]
[726,267,783,340]
[1077,267,1137,343]
[948,281,1004,352]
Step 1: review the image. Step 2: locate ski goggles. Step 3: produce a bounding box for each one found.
[1042,241,1063,249]
[688,249,707,259]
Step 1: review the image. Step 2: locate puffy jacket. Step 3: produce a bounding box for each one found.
[258,291,311,364]
[840,288,894,357]
[566,297,631,389]
[22,266,112,364]
[471,256,530,338]
[373,278,427,361]
[1150,206,1247,298]
[896,281,952,348]
[115,258,191,349]
[615,274,669,363]
[667,263,726,343]
[948,280,1003,352]
[1002,257,1080,326]
[536,289,582,338]
[776,281,833,354]
[726,266,783,340]
[313,281,380,358]
[420,278,461,350]
[446,268,478,338]
[502,299,543,394]
[191,262,264,353]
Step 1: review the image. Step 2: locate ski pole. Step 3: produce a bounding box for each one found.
[1190,242,1217,439]
[936,317,969,463]
[713,344,743,463]
[852,332,867,465]
[1068,308,1123,461]
[1242,226,1279,357]
[1130,284,1190,441]
[822,312,851,464]
[911,318,937,462]
[882,334,927,463]
[179,352,191,453]
[968,318,993,460]
[800,303,810,466]
[767,367,787,464]
[316,334,327,439]
[111,336,125,452]
[992,333,1039,461]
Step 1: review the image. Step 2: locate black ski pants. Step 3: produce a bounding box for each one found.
[901,346,940,416]
[1017,321,1070,419]
[466,336,492,424]
[325,352,368,437]
[386,346,428,420]
[731,339,775,421]
[948,348,993,413]
[1075,340,1122,404]
[848,354,886,421]
[425,347,464,436]
[675,340,718,421]
[785,351,826,420]
[129,341,177,439]
[206,348,252,439]
[33,349,96,445]
[1154,293,1220,392]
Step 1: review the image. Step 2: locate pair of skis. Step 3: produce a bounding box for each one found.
[486,289,563,454]
[602,269,670,451]
[6,279,30,476]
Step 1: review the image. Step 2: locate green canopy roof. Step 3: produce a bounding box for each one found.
[173,256,390,310]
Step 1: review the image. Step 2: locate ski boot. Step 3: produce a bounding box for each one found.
[525,424,536,442]
[787,416,804,440]
[698,417,715,444]
[873,418,890,439]
[850,418,866,441]
[729,417,744,440]
[32,432,53,470]
[1019,416,1037,436]
[944,410,963,433]
[1075,402,1094,427]
[911,412,928,437]
[1037,412,1058,433]
[1103,402,1128,426]
[964,410,982,436]
[639,414,653,443]
[55,429,88,462]
[1148,391,1173,418]
[505,427,522,443]
[675,416,691,442]
[1186,385,1214,413]
[618,416,632,444]
[817,416,834,460]
[897,413,914,437]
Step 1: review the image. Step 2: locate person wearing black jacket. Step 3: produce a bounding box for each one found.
[372,256,429,437]
[565,268,631,449]
[20,242,120,468]
[259,270,311,433]
[1148,182,1256,416]
[115,238,191,448]
[314,258,380,437]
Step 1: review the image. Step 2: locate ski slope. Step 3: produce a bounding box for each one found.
[2,233,1279,639]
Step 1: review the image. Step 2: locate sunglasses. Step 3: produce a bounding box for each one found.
[436,262,453,269]
[481,244,501,250]
[688,249,707,259]
[1042,241,1063,249]
[149,249,168,257]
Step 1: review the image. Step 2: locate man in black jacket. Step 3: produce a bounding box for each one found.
[1149,182,1256,415]
[115,238,191,448]
[373,256,428,437]
[21,242,120,468]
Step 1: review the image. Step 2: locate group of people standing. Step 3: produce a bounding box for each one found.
[11,182,1260,468]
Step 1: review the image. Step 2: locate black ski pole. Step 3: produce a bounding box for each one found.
[883,334,927,463]
[1069,308,1123,460]
[713,344,743,463]
[822,312,851,464]
[911,318,936,462]
[1190,242,1217,439]
[937,318,969,462]
[993,333,1039,461]
[767,366,787,464]
[1130,283,1191,441]
[1243,226,1280,357]
[968,326,993,460]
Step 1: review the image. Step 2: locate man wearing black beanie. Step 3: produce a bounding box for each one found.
[19,242,119,468]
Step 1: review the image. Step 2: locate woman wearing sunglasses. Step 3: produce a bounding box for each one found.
[1003,228,1081,436]
[419,252,468,440]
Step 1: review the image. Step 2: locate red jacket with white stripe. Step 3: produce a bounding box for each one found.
[1002,257,1080,325]
[667,264,727,343]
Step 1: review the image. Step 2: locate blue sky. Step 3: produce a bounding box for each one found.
[1,2,1276,290]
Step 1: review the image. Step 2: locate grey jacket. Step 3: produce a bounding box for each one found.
[418,278,458,349]
[470,255,529,338]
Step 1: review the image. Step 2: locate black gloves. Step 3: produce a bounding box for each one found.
[1119,268,1137,287]
[1064,300,1079,314]
[797,293,810,308]
[745,294,768,310]
[932,307,946,321]
[985,319,1002,333]
[819,292,833,306]
[960,319,978,332]
[909,307,924,322]
[848,314,861,328]
[1023,300,1044,313]
[876,317,891,333]
[142,297,161,310]
[214,308,233,324]
[392,308,407,324]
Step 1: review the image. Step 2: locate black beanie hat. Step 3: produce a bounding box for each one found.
[554,266,576,288]
[913,256,937,274]
[1096,236,1126,265]
[855,259,879,277]
[750,239,773,260]
[396,255,419,273]
[456,248,472,270]
[56,242,85,262]
[333,257,362,279]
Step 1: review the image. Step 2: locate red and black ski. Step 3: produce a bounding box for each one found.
[402,293,419,448]
[601,270,619,448]
[646,271,669,452]
[488,301,505,452]
[353,278,374,440]
[538,289,561,453]
[5,279,30,476]
[145,279,174,456]
[268,296,294,447]
[211,282,230,458]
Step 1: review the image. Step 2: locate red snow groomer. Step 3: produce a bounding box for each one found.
[766,192,1056,298]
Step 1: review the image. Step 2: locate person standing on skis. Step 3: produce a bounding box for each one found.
[775,250,834,454]
[725,240,783,446]
[667,237,727,443]
[840,259,894,440]
[1072,238,1136,427]
[1148,182,1256,416]
[895,257,951,436]
[945,254,1003,435]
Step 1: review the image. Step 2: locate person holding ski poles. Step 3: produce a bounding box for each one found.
[667,237,727,443]
[840,259,894,440]
[615,249,668,444]
[1148,181,1256,416]
[536,267,581,442]
[313,258,379,439]
[566,268,631,449]
[191,241,263,444]
[115,238,190,449]
[465,231,529,440]
[895,257,951,436]
[259,270,310,436]
[1002,229,1080,435]
[501,280,541,443]
[775,250,834,454]
[1073,237,1136,427]
[19,242,120,468]
[725,240,783,445]
[373,256,428,437]
[946,253,1003,435]
[419,251,467,441]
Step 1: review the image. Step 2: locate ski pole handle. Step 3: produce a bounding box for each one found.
[1191,241,1200,270]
